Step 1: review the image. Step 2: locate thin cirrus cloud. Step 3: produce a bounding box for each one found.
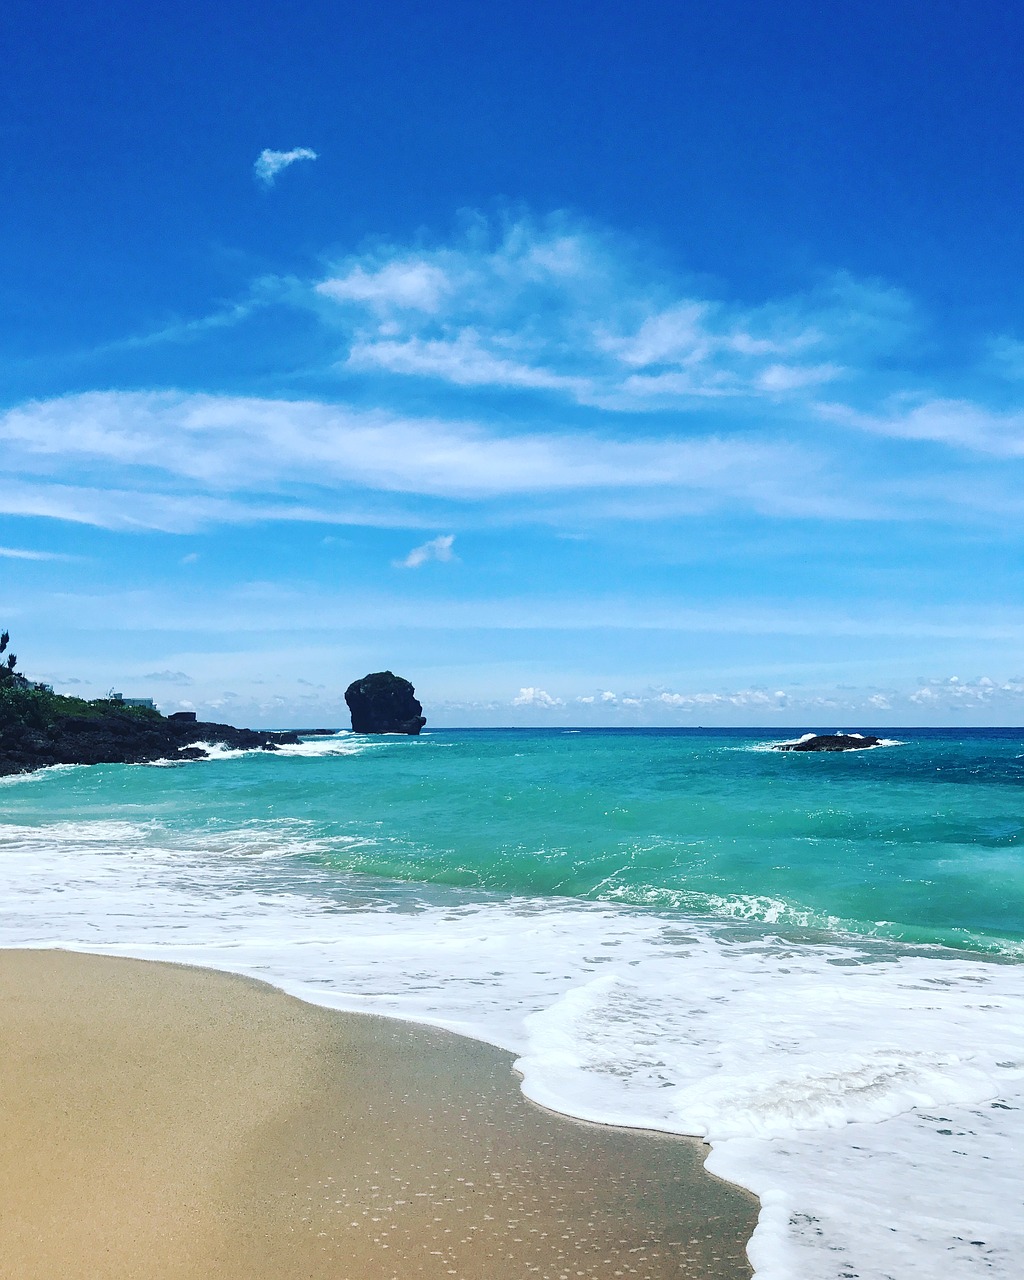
[395,534,456,569]
[0,390,841,530]
[819,398,1024,456]
[253,146,318,186]
[0,545,77,561]
[4,388,1024,535]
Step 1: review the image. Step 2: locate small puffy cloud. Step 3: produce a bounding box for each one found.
[143,670,194,685]
[576,689,616,705]
[512,687,563,708]
[254,147,318,186]
[394,533,456,569]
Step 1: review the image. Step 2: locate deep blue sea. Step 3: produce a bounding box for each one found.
[2,727,1022,1279]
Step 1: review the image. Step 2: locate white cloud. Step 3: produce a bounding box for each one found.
[0,390,840,528]
[656,688,788,710]
[820,398,1024,456]
[756,363,843,392]
[908,675,1024,706]
[317,262,450,312]
[512,687,563,707]
[576,689,617,705]
[348,332,592,396]
[0,545,76,561]
[312,217,905,411]
[10,214,1024,542]
[254,147,318,186]
[394,533,456,569]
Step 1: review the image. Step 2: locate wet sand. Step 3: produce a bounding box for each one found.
[0,949,757,1279]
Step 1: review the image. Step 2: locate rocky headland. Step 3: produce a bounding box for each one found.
[0,712,300,777]
[0,631,299,777]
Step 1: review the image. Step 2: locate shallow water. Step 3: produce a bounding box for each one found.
[1,727,1022,1279]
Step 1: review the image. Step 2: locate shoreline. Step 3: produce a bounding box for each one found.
[0,948,758,1279]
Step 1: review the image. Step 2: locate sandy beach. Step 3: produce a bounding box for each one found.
[0,949,757,1280]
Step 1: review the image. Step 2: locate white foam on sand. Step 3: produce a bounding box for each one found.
[0,816,1021,1280]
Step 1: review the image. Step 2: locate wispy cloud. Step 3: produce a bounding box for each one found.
[7,213,1024,537]
[0,545,77,561]
[821,398,1024,456]
[314,217,909,411]
[254,146,318,186]
[14,385,1024,530]
[318,262,450,312]
[394,534,456,568]
[0,390,839,528]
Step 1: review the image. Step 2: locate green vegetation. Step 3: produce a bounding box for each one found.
[0,631,161,731]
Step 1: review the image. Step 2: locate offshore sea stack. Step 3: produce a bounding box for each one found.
[344,671,426,735]
[775,733,882,752]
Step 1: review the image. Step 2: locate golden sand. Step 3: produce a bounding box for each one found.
[0,950,756,1279]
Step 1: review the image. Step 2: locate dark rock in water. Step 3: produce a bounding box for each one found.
[774,733,882,752]
[345,671,426,735]
[0,713,300,777]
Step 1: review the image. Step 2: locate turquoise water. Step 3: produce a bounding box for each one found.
[5,727,1024,955]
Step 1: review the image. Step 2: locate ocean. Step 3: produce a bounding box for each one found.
[1,727,1022,1279]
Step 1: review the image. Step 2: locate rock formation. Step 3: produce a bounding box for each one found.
[774,733,882,752]
[0,629,303,777]
[0,713,301,777]
[344,671,426,735]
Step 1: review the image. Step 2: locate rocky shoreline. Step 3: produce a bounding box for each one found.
[0,712,300,778]
[0,633,431,778]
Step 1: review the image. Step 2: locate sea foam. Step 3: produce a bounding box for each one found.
[0,812,1022,1280]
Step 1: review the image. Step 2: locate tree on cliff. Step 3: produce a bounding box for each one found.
[0,631,18,680]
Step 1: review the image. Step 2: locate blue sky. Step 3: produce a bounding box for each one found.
[3,1,1024,726]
